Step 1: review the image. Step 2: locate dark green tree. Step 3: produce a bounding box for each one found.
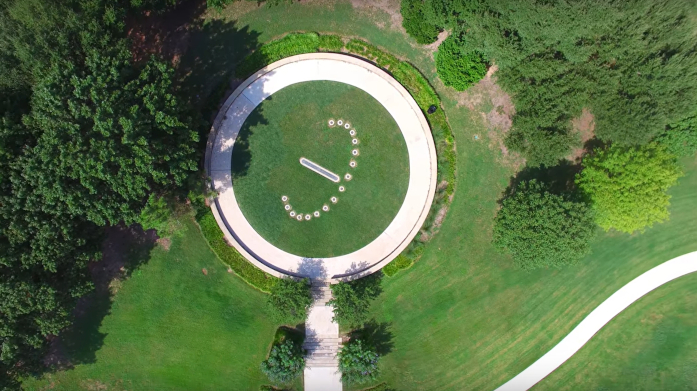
[329,274,382,328]
[435,35,487,91]
[260,339,305,384]
[493,180,596,270]
[266,278,312,325]
[23,49,198,225]
[656,113,697,157]
[401,0,441,45]
[338,339,380,385]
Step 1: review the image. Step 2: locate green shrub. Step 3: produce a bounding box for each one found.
[493,180,597,270]
[382,255,413,277]
[401,0,441,44]
[329,274,382,328]
[196,211,277,292]
[656,113,697,157]
[435,35,487,91]
[267,278,312,324]
[338,339,380,385]
[576,143,683,234]
[260,339,305,384]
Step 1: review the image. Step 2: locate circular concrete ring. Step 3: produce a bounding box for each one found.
[205,53,437,283]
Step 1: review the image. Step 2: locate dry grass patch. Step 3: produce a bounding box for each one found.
[350,0,402,31]
[457,65,524,169]
[566,108,596,162]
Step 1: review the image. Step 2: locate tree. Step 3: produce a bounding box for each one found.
[656,113,697,157]
[493,180,596,270]
[338,339,380,385]
[260,339,305,384]
[435,35,487,91]
[23,49,199,225]
[329,274,382,328]
[576,143,683,233]
[266,278,312,325]
[401,0,441,45]
[402,0,697,158]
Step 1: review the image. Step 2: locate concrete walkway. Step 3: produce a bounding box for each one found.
[496,250,697,391]
[204,53,437,283]
[304,281,342,391]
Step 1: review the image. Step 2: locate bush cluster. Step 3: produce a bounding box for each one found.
[435,35,488,91]
[338,339,380,385]
[260,339,305,384]
[329,273,382,328]
[266,278,312,324]
[400,0,441,44]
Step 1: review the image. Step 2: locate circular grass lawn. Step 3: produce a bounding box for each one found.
[232,80,409,258]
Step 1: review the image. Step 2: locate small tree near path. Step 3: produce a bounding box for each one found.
[329,274,382,328]
[260,339,305,385]
[338,338,380,385]
[266,277,312,325]
[576,143,683,234]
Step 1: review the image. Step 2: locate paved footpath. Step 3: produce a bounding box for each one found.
[496,250,697,391]
[304,281,342,391]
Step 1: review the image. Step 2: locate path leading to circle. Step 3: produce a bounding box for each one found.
[495,250,697,391]
[304,282,342,391]
[205,53,437,283]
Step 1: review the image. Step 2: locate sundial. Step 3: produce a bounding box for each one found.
[284,119,360,221]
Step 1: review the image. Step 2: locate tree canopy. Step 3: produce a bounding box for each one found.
[329,274,382,328]
[493,180,597,269]
[576,144,683,233]
[0,0,199,386]
[405,0,697,164]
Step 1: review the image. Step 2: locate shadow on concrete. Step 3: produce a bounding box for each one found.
[297,258,328,280]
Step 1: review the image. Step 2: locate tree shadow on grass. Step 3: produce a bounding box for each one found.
[349,319,394,356]
[47,224,157,368]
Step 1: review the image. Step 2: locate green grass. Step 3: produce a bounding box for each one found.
[536,271,697,390]
[197,210,277,292]
[23,218,283,390]
[233,81,409,257]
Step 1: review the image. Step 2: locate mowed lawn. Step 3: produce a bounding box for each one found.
[23,218,278,390]
[233,81,408,258]
[536,271,697,390]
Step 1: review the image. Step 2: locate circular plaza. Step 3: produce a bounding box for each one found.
[205,53,437,282]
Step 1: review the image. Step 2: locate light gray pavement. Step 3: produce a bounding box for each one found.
[205,53,437,283]
[304,282,342,391]
[496,250,697,391]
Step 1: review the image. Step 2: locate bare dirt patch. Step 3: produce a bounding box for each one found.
[157,237,172,251]
[425,30,450,55]
[566,108,596,163]
[126,0,206,65]
[457,65,525,169]
[350,0,403,31]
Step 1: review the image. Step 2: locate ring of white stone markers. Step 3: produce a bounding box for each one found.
[349,129,356,136]
[206,53,437,281]
[281,195,288,202]
[337,119,343,126]
[331,197,338,203]
[328,119,335,126]
[339,186,345,192]
[305,214,311,221]
[344,123,351,129]
[352,138,359,145]
[314,211,320,217]
[290,211,296,217]
[296,214,303,221]
[322,205,329,212]
[344,174,352,181]
[350,160,357,168]
[284,204,291,211]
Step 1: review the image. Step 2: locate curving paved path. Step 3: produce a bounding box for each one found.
[204,53,437,282]
[496,250,697,391]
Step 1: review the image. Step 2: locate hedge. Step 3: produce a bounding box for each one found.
[196,211,277,292]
